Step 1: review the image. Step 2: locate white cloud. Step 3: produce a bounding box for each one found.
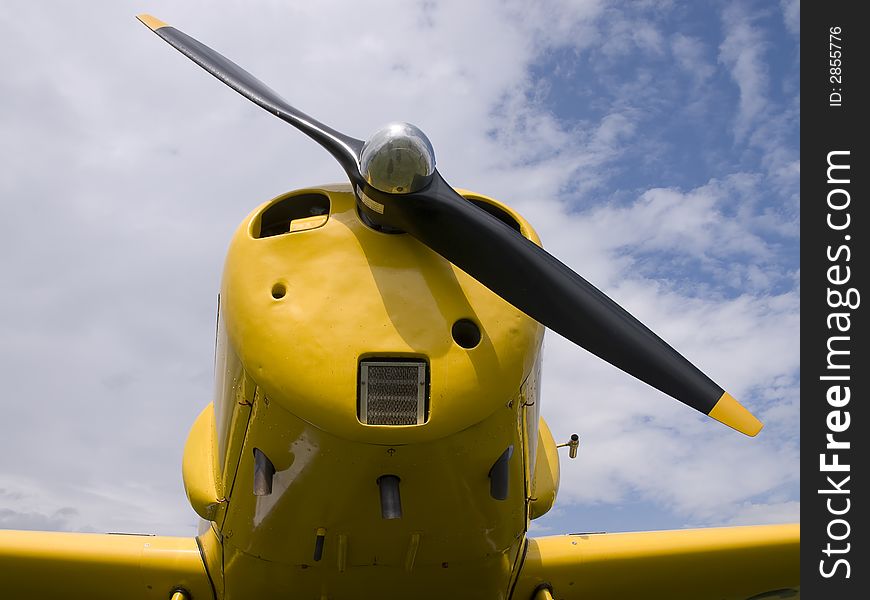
[724,500,800,526]
[780,0,800,36]
[522,172,799,526]
[539,282,799,525]
[1,0,798,537]
[719,3,770,141]
[671,34,715,84]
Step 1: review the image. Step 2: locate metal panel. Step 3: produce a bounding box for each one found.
[359,360,427,425]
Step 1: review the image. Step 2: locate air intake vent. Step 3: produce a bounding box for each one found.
[359,360,428,425]
[255,192,330,238]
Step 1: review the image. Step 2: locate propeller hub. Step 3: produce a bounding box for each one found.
[359,122,436,194]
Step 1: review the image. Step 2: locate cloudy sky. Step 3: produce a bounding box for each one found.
[1,0,799,536]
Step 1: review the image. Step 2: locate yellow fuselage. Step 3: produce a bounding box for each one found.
[182,185,557,599]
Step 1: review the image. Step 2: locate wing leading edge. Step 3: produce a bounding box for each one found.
[0,530,214,599]
[514,524,799,600]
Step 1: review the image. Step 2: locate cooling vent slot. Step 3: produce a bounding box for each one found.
[467,198,522,232]
[358,359,429,425]
[255,192,330,238]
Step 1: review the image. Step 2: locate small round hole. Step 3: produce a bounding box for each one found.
[271,283,286,299]
[452,319,481,348]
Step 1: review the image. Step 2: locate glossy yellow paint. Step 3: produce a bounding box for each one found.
[136,14,168,31]
[289,213,329,232]
[515,524,800,600]
[220,184,544,445]
[212,319,256,510]
[217,375,528,598]
[529,417,560,520]
[533,586,554,600]
[197,525,225,600]
[0,530,213,599]
[709,391,764,437]
[195,184,546,598]
[182,403,223,521]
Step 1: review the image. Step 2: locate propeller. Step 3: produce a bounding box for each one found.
[137,15,762,436]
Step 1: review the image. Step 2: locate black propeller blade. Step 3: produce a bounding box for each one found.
[362,176,761,436]
[136,15,364,180]
[138,15,762,436]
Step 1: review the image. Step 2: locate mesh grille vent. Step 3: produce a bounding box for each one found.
[359,360,427,425]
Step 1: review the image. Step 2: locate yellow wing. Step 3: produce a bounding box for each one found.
[515,524,799,600]
[0,530,214,599]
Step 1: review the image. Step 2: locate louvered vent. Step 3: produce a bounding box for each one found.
[359,360,428,425]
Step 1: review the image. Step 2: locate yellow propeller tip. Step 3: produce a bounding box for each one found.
[137,14,169,31]
[708,392,763,437]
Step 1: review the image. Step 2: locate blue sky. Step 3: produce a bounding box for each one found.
[1,0,799,536]
[519,0,800,534]
[525,2,799,293]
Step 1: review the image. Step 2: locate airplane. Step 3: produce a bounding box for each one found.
[0,14,799,600]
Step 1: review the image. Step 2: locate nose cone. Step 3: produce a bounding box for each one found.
[221,185,544,445]
[359,122,436,194]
